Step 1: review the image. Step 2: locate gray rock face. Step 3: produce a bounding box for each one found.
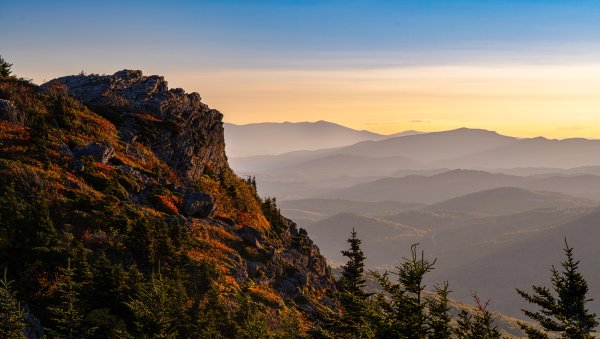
[73,142,115,164]
[183,191,215,217]
[44,70,228,182]
[234,218,337,310]
[0,99,25,125]
[237,225,265,249]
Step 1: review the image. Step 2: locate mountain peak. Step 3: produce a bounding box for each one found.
[45,70,225,182]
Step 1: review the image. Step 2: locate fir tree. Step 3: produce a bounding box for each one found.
[241,311,271,339]
[0,269,27,338]
[29,196,57,248]
[0,55,12,77]
[516,240,598,338]
[126,272,189,338]
[48,259,83,339]
[426,282,453,338]
[0,182,26,249]
[277,307,305,339]
[455,293,501,339]
[371,244,438,338]
[337,228,372,337]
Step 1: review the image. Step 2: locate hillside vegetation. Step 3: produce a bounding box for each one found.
[0,69,336,337]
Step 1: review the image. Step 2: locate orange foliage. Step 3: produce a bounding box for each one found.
[249,284,284,307]
[196,172,269,230]
[154,194,180,214]
[136,113,163,123]
[0,121,29,156]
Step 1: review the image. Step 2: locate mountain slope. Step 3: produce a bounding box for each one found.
[306,213,424,266]
[272,154,422,178]
[426,187,596,215]
[330,128,517,162]
[229,127,516,174]
[441,137,600,169]
[324,169,528,203]
[0,71,336,337]
[224,121,386,157]
[442,208,600,318]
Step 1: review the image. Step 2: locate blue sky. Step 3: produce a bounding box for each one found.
[2,1,600,137]
[4,0,600,72]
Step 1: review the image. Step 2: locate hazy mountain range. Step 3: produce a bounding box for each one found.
[224,120,421,157]
[225,121,600,318]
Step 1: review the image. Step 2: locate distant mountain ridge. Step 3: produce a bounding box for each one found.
[229,127,600,177]
[425,186,596,215]
[225,120,419,157]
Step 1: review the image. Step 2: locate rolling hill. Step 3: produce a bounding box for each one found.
[442,208,600,317]
[425,187,596,215]
[323,169,528,203]
[224,120,387,157]
[229,127,517,173]
[441,137,600,169]
[305,213,425,266]
[271,154,422,178]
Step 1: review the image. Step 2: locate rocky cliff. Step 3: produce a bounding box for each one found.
[0,70,336,337]
[46,70,227,183]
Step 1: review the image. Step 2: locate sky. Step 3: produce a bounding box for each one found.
[2,0,600,138]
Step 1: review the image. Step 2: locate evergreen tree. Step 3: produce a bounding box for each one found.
[0,182,26,249]
[339,228,368,297]
[277,307,305,339]
[126,272,189,338]
[0,55,12,77]
[516,240,598,338]
[0,269,27,338]
[455,293,501,339]
[426,282,453,338]
[29,196,57,248]
[337,228,373,337]
[241,311,271,339]
[48,259,83,339]
[371,244,439,338]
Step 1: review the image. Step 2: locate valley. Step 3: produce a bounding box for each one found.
[228,122,600,319]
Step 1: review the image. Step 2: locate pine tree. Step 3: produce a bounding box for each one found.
[241,311,271,339]
[426,282,453,338]
[0,269,27,338]
[277,307,305,339]
[337,228,372,337]
[48,258,83,339]
[126,272,189,338]
[455,293,501,339]
[516,240,598,338]
[0,55,12,77]
[0,182,26,249]
[29,196,57,248]
[371,244,438,338]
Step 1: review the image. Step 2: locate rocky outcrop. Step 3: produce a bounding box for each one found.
[73,142,115,164]
[0,99,25,125]
[44,70,337,317]
[183,191,215,217]
[45,70,227,182]
[275,222,336,304]
[237,225,264,249]
[235,218,337,309]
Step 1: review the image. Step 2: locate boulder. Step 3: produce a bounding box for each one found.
[237,225,264,249]
[0,99,25,125]
[73,142,115,164]
[183,191,215,217]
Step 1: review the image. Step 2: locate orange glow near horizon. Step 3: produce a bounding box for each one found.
[165,63,600,140]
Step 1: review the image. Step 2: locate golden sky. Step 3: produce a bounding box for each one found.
[5,1,600,140]
[172,63,600,139]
